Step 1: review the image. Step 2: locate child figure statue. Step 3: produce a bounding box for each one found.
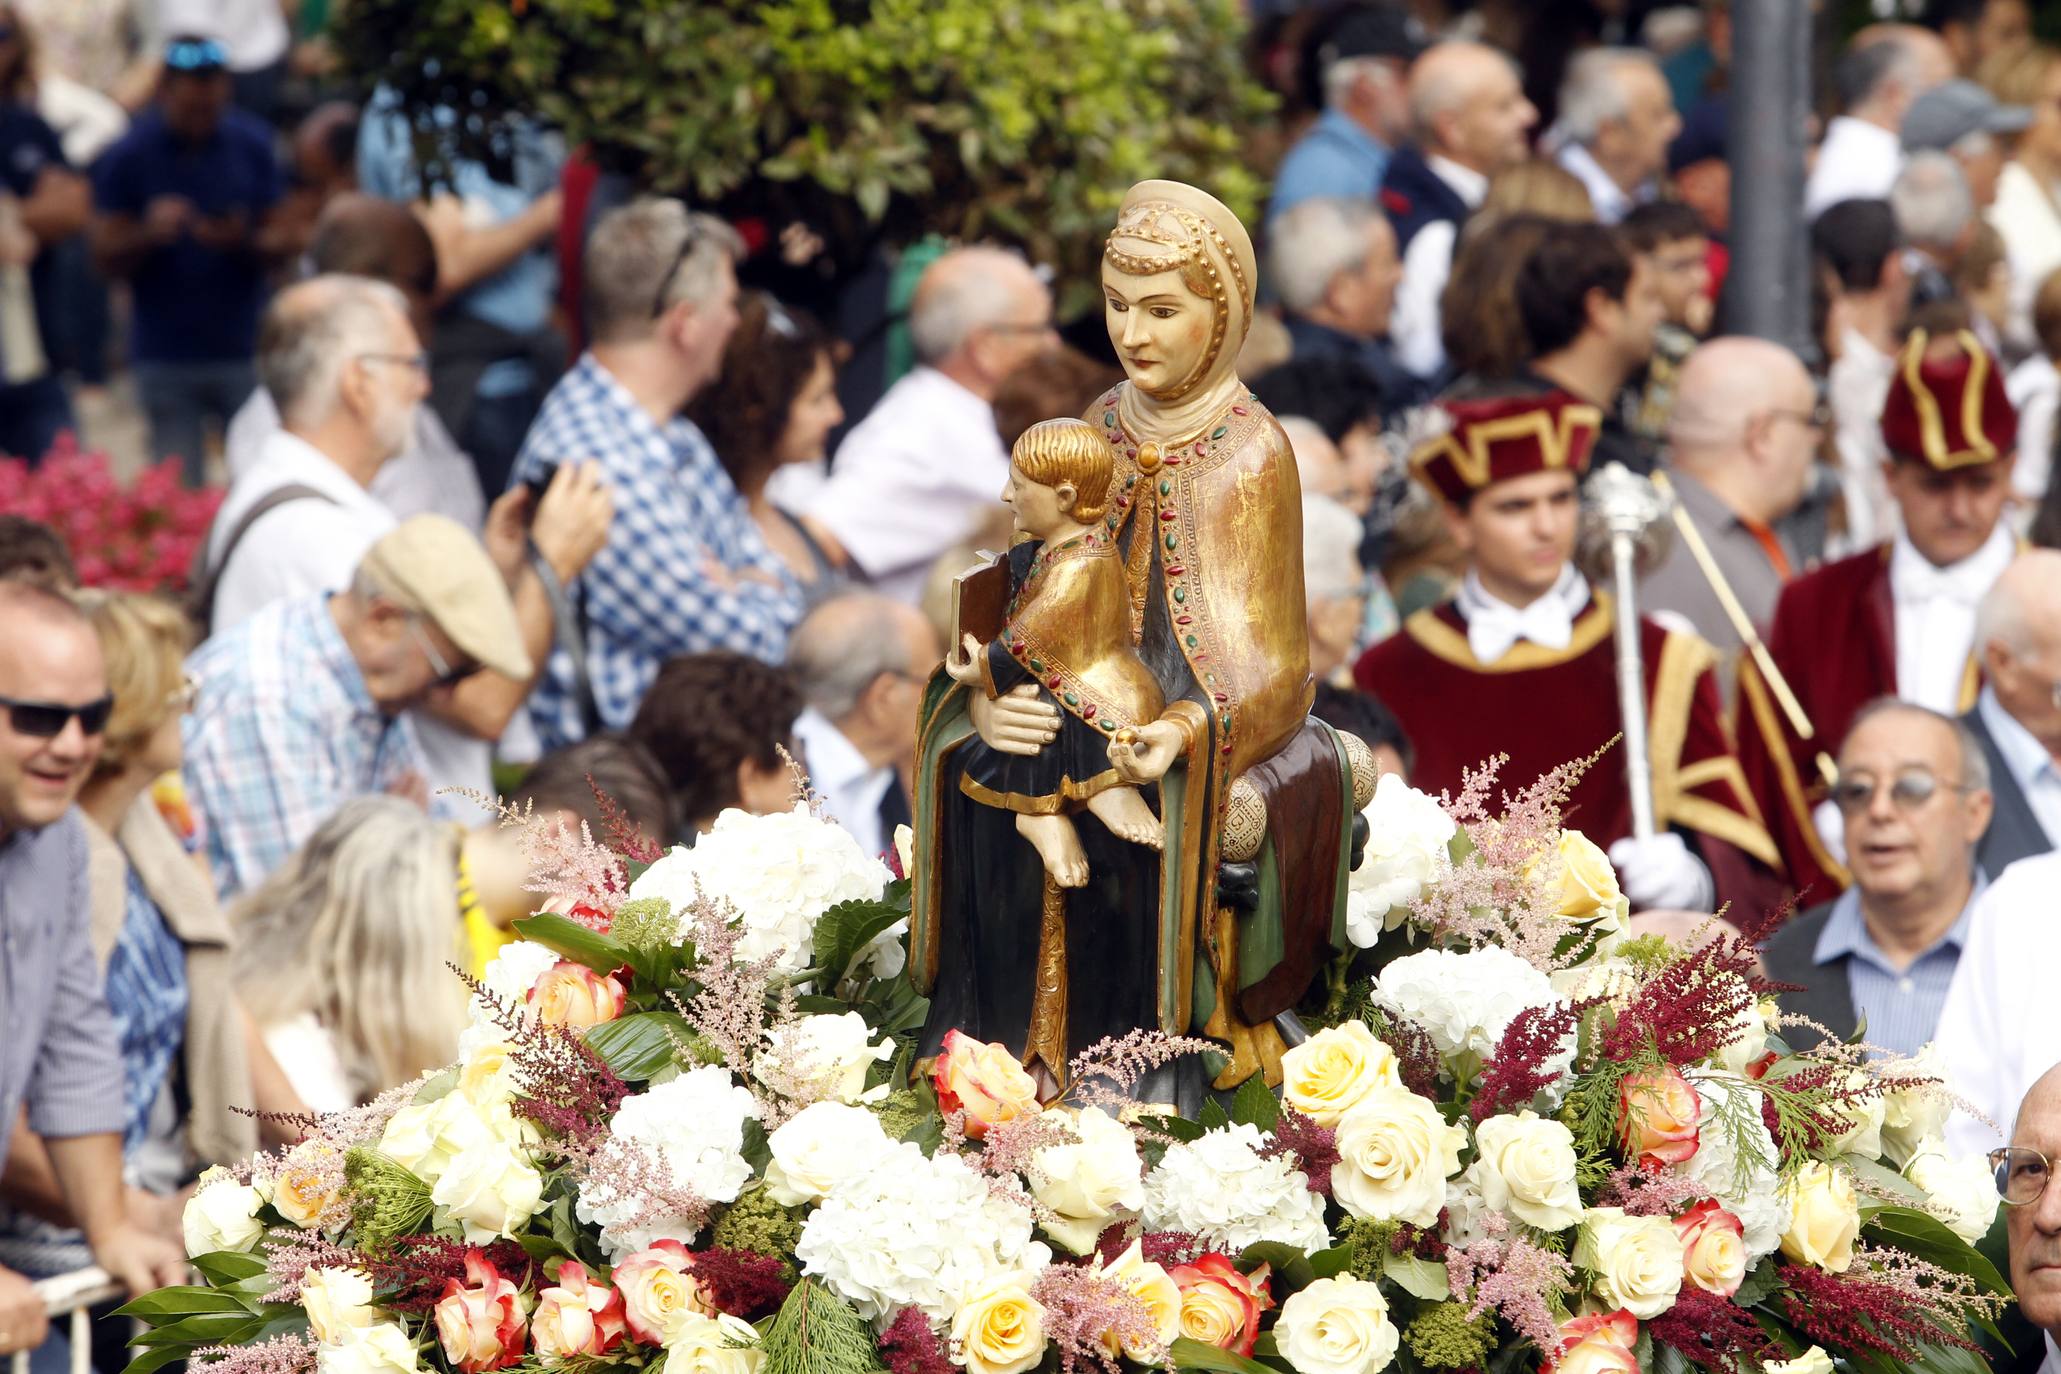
[944,418,1165,887]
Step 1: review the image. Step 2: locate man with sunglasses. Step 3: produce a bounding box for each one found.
[181,515,531,902]
[1737,328,2019,898]
[0,584,190,1351]
[1763,698,1994,1056]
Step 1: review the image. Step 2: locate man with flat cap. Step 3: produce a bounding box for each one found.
[182,514,532,902]
[1736,329,2019,898]
[1268,3,1426,221]
[1901,77,2032,207]
[1354,389,1782,915]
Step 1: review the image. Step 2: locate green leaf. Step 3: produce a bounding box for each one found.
[584,1010,704,1080]
[1169,1336,1275,1374]
[1138,1112,1206,1143]
[122,1346,198,1374]
[513,912,635,976]
[1199,1097,1232,1131]
[1865,1206,2011,1294]
[808,897,909,989]
[1236,1242,1316,1293]
[1379,1254,1449,1302]
[1650,1343,1693,1374]
[187,1250,268,1286]
[126,1312,266,1347]
[113,1287,256,1321]
[1307,1245,1353,1280]
[1846,1153,1926,1204]
[1229,1075,1280,1131]
[1732,1256,1781,1307]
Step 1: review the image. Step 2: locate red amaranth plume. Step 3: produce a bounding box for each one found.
[687,1247,792,1319]
[1647,1286,1781,1370]
[1471,999,1592,1123]
[878,1307,955,1374]
[1759,1060,1892,1155]
[1376,1015,1442,1101]
[1259,1108,1339,1195]
[1778,1262,1982,1360]
[1600,906,1784,1066]
[592,776,664,867]
[373,1238,534,1315]
[458,968,630,1146]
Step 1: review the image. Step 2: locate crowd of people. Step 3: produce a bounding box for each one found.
[8,0,2061,1366]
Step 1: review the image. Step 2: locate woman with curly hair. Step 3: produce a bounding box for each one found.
[689,291,847,596]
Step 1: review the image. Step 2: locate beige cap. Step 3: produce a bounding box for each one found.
[358,515,531,680]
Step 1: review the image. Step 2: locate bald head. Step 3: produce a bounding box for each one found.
[1840,24,1954,122]
[257,273,417,431]
[2009,1061,2061,1333]
[1977,551,2061,745]
[1669,338,1813,455]
[787,592,941,727]
[1409,41,1537,173]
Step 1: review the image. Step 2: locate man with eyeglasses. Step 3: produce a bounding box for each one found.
[1966,551,2061,876]
[1763,698,1994,1056]
[1640,337,1823,710]
[0,584,192,1352]
[1990,1065,2061,1374]
[181,515,531,903]
[1736,328,2019,898]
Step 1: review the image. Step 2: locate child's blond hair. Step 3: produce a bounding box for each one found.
[1010,418,1114,522]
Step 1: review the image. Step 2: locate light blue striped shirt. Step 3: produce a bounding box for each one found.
[1815,872,1986,1059]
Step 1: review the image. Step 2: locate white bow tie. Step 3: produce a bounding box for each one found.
[1463,585,1576,663]
[1896,558,1988,607]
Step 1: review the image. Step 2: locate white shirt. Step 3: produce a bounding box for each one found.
[2007,354,2059,508]
[1827,328,1898,556]
[1555,143,1646,225]
[262,1012,356,1114]
[806,366,1009,604]
[155,0,290,71]
[1889,523,2016,713]
[1979,685,2061,848]
[1804,115,1903,218]
[1990,161,2061,354]
[1937,851,2061,1158]
[207,428,495,803]
[226,389,487,533]
[793,706,895,862]
[1454,562,1588,663]
[1390,155,1489,380]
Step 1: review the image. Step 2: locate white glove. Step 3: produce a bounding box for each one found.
[1608,832,1714,913]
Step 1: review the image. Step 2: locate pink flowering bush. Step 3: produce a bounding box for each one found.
[0,438,221,592]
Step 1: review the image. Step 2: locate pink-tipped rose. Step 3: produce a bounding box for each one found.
[931,1029,1041,1139]
[1674,1199,1747,1297]
[1549,1309,1639,1374]
[532,1260,628,1359]
[1619,1067,1701,1167]
[529,961,628,1030]
[613,1239,715,1345]
[433,1251,527,1374]
[1166,1255,1273,1357]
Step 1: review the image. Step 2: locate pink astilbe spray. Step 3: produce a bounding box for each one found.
[261,1233,368,1305]
[1029,1263,1165,1374]
[1066,1032,1216,1115]
[192,1334,318,1374]
[565,1133,713,1256]
[1594,1162,1710,1216]
[668,894,812,1128]
[232,1076,430,1157]
[454,792,630,922]
[1442,1230,1575,1354]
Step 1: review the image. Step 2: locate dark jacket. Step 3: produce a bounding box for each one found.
[1378,145,1472,253]
[1760,902,1856,1051]
[1964,705,2058,879]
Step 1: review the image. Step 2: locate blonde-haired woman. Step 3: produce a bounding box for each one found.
[0,590,274,1283]
[1983,44,2061,349]
[230,798,471,1110]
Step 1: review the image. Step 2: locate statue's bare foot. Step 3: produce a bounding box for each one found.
[1017,813,1090,887]
[1088,786,1164,849]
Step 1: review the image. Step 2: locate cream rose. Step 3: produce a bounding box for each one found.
[1575,1207,1685,1319]
[764,1100,896,1207]
[1779,1162,1860,1273]
[1280,1022,1402,1127]
[181,1167,266,1256]
[430,1133,545,1243]
[932,1030,1041,1139]
[379,1092,506,1185]
[1881,1048,1952,1167]
[1030,1107,1145,1255]
[1330,1087,1466,1227]
[457,1040,519,1109]
[951,1274,1048,1374]
[1471,1111,1583,1232]
[1094,1242,1181,1362]
[301,1267,378,1345]
[1274,1276,1399,1374]
[315,1322,423,1374]
[1762,1347,1835,1374]
[661,1312,765,1374]
[1906,1151,2001,1244]
[1828,1072,1886,1161]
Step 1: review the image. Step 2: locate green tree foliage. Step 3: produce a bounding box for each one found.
[332,0,1272,305]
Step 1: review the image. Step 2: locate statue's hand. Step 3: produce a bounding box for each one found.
[1110,719,1185,783]
[969,683,1059,756]
[943,633,984,686]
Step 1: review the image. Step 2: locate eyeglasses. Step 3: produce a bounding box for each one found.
[1763,399,1832,432]
[407,616,481,688]
[984,320,1057,338]
[0,692,115,739]
[164,37,227,72]
[1828,768,1968,815]
[650,222,708,319]
[167,674,199,712]
[358,351,430,375]
[1992,1145,2051,1207]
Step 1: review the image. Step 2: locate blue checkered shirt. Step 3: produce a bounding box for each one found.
[183,591,427,902]
[511,354,804,751]
[1816,871,1986,1060]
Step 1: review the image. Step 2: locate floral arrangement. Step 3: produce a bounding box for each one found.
[127,763,2012,1374]
[0,439,222,592]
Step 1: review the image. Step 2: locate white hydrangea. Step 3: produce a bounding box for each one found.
[1439,1168,1493,1249]
[629,804,893,975]
[1372,946,1567,1067]
[1680,1072,1786,1260]
[1141,1123,1332,1254]
[1345,775,1457,946]
[576,1066,761,1258]
[796,1140,1051,1323]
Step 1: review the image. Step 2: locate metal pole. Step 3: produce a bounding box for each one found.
[1609,529,1658,841]
[1725,0,1813,356]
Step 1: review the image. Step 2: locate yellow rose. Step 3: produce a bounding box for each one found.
[1280,1022,1403,1127]
[302,1267,378,1345]
[1779,1162,1860,1273]
[1762,1347,1835,1374]
[1574,1207,1685,1319]
[458,1041,518,1108]
[1330,1087,1467,1227]
[273,1142,345,1229]
[1552,830,1622,919]
[1093,1242,1181,1362]
[932,1030,1041,1139]
[951,1275,1047,1374]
